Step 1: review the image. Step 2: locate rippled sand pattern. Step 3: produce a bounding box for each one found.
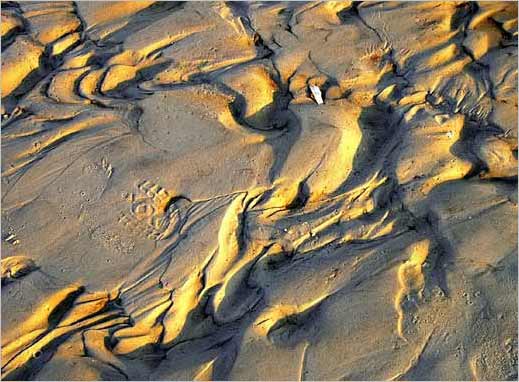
[1,1,518,380]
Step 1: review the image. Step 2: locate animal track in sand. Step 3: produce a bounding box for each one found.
[119,180,190,241]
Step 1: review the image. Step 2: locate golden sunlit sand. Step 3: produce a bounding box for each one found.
[1,1,518,380]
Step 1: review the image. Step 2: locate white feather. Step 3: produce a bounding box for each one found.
[309,84,324,105]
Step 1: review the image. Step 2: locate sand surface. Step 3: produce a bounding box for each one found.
[1,1,518,380]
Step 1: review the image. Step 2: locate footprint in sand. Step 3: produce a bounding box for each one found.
[119,180,190,241]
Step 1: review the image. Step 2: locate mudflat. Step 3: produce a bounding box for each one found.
[1,1,518,380]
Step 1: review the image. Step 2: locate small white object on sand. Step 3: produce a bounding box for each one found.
[309,84,324,105]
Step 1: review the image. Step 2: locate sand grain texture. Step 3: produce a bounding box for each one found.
[1,1,518,380]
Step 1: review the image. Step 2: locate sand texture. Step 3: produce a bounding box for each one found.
[1,1,518,380]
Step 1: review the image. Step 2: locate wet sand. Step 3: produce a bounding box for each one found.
[1,1,518,380]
